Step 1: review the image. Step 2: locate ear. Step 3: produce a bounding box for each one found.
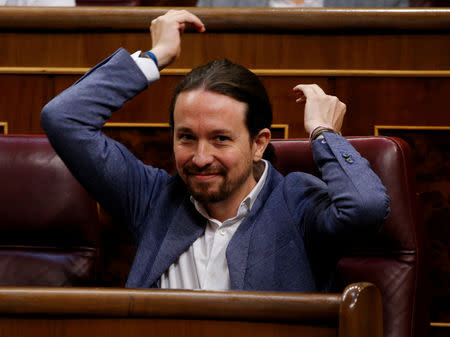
[252,128,271,162]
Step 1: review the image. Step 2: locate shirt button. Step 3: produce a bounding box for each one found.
[219,229,226,236]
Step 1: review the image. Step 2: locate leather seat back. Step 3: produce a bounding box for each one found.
[0,135,100,286]
[271,136,428,337]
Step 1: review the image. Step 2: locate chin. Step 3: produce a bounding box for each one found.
[189,185,227,204]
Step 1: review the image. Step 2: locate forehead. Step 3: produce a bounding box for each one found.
[173,89,248,132]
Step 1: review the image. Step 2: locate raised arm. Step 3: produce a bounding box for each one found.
[40,10,205,230]
[291,84,389,238]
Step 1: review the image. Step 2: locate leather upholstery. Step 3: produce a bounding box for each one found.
[0,135,100,286]
[271,136,428,337]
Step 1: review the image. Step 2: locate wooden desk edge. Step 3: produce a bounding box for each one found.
[0,7,449,32]
[0,283,376,324]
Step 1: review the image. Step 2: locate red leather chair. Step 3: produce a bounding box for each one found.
[271,136,429,337]
[0,135,100,286]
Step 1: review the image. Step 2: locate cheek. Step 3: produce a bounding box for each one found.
[173,146,189,169]
[220,148,248,169]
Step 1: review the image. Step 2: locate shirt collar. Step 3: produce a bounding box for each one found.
[191,160,269,222]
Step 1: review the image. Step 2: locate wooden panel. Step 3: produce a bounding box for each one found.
[53,74,179,123]
[2,32,450,70]
[0,75,51,134]
[0,287,340,320]
[335,77,450,135]
[0,318,336,337]
[0,32,150,68]
[261,76,332,138]
[1,8,450,70]
[175,33,450,70]
[0,283,382,337]
[1,7,449,32]
[53,74,450,132]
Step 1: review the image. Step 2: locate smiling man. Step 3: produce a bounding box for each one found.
[173,89,267,221]
[41,10,389,292]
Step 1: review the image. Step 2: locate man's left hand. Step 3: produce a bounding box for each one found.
[293,84,346,135]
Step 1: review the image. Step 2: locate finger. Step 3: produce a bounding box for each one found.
[294,83,327,97]
[293,84,307,96]
[292,86,305,103]
[292,84,303,93]
[310,84,326,96]
[172,10,205,32]
[294,92,306,103]
[187,15,206,32]
[293,84,317,99]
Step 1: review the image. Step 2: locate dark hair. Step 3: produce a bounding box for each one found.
[169,59,275,162]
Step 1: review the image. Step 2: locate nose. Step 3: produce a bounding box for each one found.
[192,141,214,168]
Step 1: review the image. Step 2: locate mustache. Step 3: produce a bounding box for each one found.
[183,164,226,176]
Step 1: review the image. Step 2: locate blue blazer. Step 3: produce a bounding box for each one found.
[41,48,389,292]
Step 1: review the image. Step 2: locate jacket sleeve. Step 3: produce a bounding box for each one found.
[287,132,390,241]
[41,48,169,232]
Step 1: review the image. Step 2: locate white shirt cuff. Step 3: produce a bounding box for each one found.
[131,50,160,84]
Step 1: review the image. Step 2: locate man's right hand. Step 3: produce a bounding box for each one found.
[149,10,205,70]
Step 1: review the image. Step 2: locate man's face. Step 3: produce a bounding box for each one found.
[173,89,260,206]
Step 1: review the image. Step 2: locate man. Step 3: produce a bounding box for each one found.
[41,10,389,292]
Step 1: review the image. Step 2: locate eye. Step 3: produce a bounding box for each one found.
[215,135,231,142]
[178,133,195,142]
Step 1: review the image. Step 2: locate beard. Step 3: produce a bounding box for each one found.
[182,160,253,204]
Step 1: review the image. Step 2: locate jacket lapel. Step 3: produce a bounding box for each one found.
[226,164,282,289]
[146,197,206,287]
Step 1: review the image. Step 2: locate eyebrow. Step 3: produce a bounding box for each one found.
[175,127,193,134]
[211,129,233,136]
[175,127,234,136]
